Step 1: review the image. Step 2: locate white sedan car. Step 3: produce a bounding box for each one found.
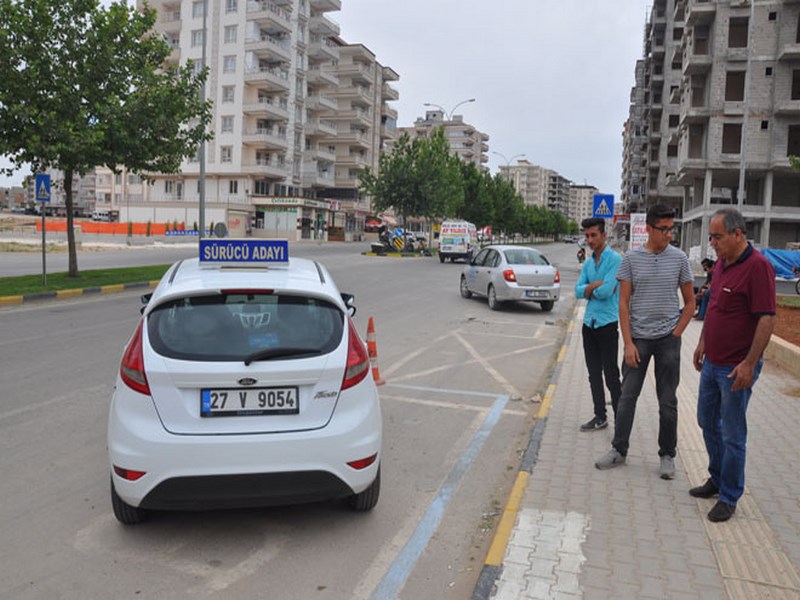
[108,239,382,524]
[460,245,560,311]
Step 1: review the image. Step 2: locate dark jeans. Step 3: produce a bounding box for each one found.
[612,334,681,457]
[582,322,621,421]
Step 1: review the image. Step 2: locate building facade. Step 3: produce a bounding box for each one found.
[624,0,800,252]
[568,184,599,225]
[129,0,399,241]
[399,111,489,170]
[497,159,578,220]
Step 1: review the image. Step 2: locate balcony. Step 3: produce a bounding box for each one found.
[244,66,290,91]
[246,1,292,33]
[309,14,340,36]
[685,0,715,26]
[335,130,370,147]
[308,36,339,61]
[382,66,399,82]
[330,85,373,106]
[307,67,339,87]
[305,145,336,162]
[324,108,372,127]
[245,34,292,61]
[242,127,289,149]
[302,167,335,188]
[775,100,800,115]
[382,83,399,101]
[243,96,289,119]
[309,0,341,11]
[336,62,373,84]
[241,159,287,179]
[306,93,339,112]
[779,43,800,61]
[305,118,338,137]
[336,153,370,168]
[683,52,712,75]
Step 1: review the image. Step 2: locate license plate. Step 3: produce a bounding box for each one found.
[201,387,299,417]
[525,290,548,299]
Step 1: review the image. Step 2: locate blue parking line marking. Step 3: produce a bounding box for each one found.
[369,394,509,600]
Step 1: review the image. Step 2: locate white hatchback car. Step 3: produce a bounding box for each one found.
[460,245,561,311]
[108,239,382,524]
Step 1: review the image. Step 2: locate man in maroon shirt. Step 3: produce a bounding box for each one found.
[691,208,776,522]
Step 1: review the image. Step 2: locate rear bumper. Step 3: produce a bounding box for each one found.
[108,377,382,510]
[497,285,560,303]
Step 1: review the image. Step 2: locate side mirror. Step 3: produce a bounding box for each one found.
[341,293,356,317]
[141,293,152,305]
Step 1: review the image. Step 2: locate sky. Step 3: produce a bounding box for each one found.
[2,0,652,198]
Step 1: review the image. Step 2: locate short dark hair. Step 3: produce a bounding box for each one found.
[701,258,715,269]
[646,204,675,227]
[581,217,605,232]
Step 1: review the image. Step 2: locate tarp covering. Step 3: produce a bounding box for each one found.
[761,249,800,279]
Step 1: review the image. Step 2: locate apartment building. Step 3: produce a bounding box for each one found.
[399,111,489,171]
[568,184,599,225]
[621,59,649,214]
[625,0,800,253]
[134,0,398,241]
[497,159,575,219]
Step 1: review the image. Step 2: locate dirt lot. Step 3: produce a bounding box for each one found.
[775,303,800,347]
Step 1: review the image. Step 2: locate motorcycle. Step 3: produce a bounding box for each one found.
[577,248,586,264]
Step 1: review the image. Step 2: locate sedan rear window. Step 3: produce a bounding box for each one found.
[504,249,550,266]
[147,293,344,361]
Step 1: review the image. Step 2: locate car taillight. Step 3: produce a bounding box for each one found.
[120,320,151,396]
[554,270,561,284]
[502,269,517,282]
[342,317,370,390]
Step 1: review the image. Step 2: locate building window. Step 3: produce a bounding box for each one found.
[226,0,237,13]
[223,55,236,73]
[667,144,678,158]
[192,1,204,18]
[229,180,238,194]
[725,71,745,101]
[191,29,205,48]
[224,25,237,43]
[728,17,749,48]
[221,115,234,133]
[191,59,205,75]
[722,124,742,154]
[792,70,800,100]
[254,179,270,195]
[788,125,800,156]
[222,85,235,103]
[694,24,709,55]
[669,114,679,128]
[689,124,704,159]
[761,120,769,130]
[769,12,777,22]
[766,66,773,77]
[221,146,233,163]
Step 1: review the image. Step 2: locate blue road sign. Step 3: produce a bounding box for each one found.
[199,238,289,267]
[592,194,614,219]
[35,174,51,203]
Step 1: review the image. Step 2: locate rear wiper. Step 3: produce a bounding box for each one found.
[244,347,322,365]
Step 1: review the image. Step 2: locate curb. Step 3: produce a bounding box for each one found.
[471,304,579,599]
[0,280,160,305]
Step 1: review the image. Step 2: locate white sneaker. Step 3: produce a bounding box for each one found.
[660,456,675,480]
[595,448,626,470]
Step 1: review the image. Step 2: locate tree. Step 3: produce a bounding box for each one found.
[359,128,463,223]
[0,0,212,276]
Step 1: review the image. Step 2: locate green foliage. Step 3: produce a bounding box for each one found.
[0,264,171,297]
[0,0,212,276]
[790,156,800,171]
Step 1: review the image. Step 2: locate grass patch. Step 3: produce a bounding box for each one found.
[0,265,171,297]
[778,295,800,308]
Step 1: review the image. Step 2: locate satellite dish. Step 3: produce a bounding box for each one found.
[214,222,228,238]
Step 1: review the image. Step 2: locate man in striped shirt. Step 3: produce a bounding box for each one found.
[595,205,696,479]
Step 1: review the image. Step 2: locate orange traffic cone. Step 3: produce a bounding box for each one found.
[366,316,385,386]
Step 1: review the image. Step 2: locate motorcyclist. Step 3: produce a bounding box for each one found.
[577,247,586,264]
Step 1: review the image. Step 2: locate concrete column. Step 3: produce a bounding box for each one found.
[700,169,713,259]
[762,171,774,247]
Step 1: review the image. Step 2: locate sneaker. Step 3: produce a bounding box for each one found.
[580,416,608,431]
[595,448,626,470]
[708,501,736,523]
[689,478,719,499]
[659,456,675,480]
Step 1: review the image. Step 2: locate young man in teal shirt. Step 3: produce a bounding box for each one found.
[574,217,622,431]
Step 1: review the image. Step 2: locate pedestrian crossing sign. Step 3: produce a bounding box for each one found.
[592,194,614,219]
[35,174,51,203]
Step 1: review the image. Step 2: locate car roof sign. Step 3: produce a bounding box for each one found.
[199,239,289,268]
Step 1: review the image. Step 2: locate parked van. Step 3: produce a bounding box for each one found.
[92,209,119,222]
[438,220,478,263]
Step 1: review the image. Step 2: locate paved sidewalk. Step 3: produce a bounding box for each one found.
[485,304,800,599]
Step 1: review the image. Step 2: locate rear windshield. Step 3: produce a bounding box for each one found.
[503,248,550,266]
[147,292,344,361]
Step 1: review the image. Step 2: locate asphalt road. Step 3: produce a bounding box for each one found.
[0,241,581,600]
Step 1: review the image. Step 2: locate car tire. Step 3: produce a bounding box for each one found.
[487,285,501,310]
[349,467,380,511]
[460,276,472,299]
[111,477,147,525]
[439,253,445,263]
[539,300,554,312]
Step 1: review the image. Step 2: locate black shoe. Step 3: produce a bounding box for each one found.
[689,478,719,499]
[708,501,736,523]
[580,416,608,431]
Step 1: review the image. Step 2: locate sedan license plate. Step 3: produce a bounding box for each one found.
[525,290,548,299]
[201,387,299,417]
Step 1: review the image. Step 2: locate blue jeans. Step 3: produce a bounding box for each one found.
[697,359,761,506]
[698,289,711,319]
[612,334,681,457]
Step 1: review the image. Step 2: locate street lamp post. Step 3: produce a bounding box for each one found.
[198,0,208,239]
[492,151,525,168]
[423,98,476,121]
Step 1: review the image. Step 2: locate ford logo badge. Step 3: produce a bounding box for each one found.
[238,377,258,386]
